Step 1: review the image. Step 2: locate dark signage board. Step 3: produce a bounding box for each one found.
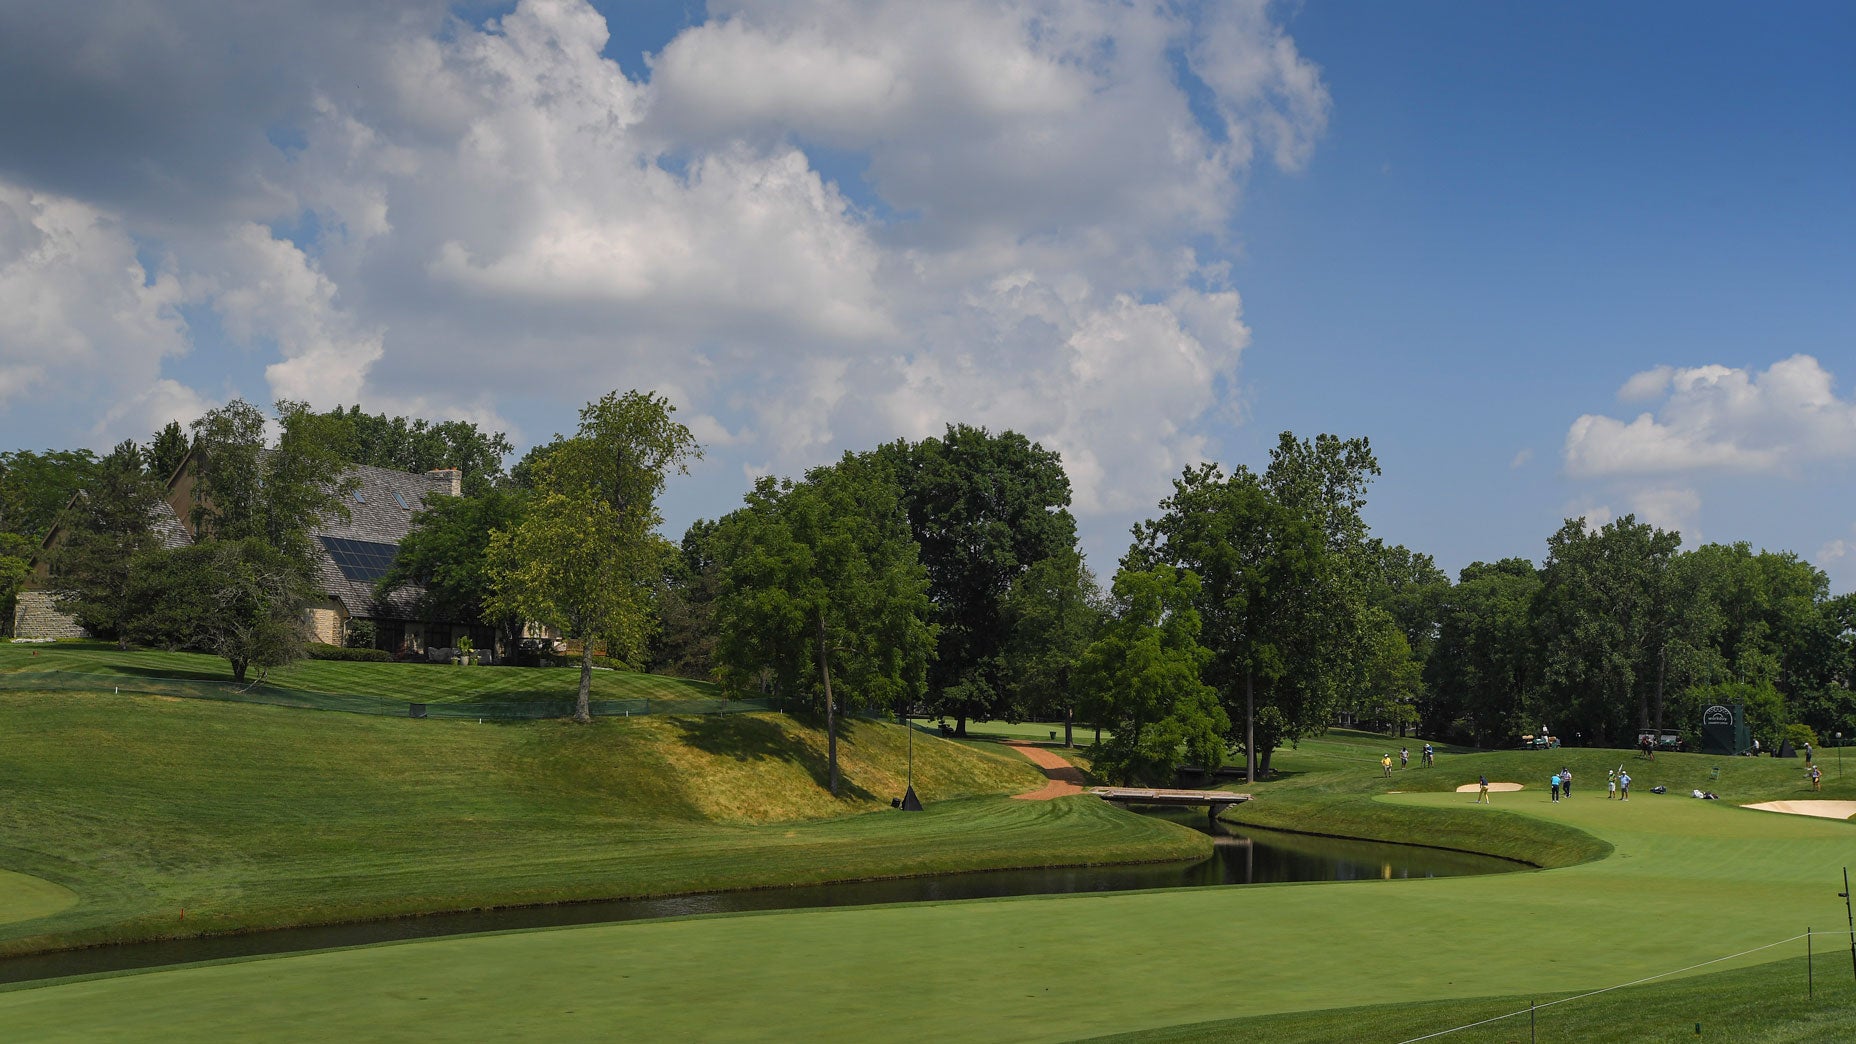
[1699,703,1748,755]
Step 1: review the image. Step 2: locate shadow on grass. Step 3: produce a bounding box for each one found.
[668,714,877,803]
[78,662,238,684]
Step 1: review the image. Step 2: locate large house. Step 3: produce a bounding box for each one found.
[13,458,493,657]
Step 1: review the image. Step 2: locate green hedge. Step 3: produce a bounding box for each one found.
[306,643,394,662]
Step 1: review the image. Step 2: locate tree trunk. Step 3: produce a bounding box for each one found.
[574,639,593,723]
[1245,668,1255,785]
[231,658,248,683]
[1059,663,1073,747]
[955,714,967,738]
[816,611,839,797]
[1652,645,1667,740]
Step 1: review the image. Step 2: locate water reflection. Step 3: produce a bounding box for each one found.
[0,819,1520,985]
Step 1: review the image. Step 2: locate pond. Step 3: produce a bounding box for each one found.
[0,820,1523,985]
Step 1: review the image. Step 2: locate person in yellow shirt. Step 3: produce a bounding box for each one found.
[1381,753,1393,777]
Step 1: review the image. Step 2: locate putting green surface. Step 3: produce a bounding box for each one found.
[4,789,1849,1041]
[0,871,76,926]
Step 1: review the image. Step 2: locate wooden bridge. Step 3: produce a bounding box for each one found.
[1089,787,1252,827]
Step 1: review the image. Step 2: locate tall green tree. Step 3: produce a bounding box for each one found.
[0,532,29,636]
[313,405,513,493]
[188,400,354,573]
[144,421,190,483]
[713,455,935,796]
[1077,565,1225,785]
[377,485,527,646]
[1000,547,1105,746]
[884,425,1077,735]
[48,441,164,642]
[1424,559,1540,745]
[648,518,723,680]
[1344,606,1424,735]
[486,391,698,722]
[1532,515,1683,746]
[0,448,99,540]
[1128,461,1327,780]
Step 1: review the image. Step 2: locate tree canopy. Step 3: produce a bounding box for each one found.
[713,453,935,795]
[48,440,165,642]
[1078,564,1224,785]
[311,405,513,493]
[882,424,1078,734]
[485,391,698,721]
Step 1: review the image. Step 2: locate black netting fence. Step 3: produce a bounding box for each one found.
[0,670,773,721]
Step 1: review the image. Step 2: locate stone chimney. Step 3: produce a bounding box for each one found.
[424,468,462,497]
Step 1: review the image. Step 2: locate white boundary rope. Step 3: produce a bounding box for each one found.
[1395,931,1818,1043]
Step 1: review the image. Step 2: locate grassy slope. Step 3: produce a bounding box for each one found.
[3,729,1852,1040]
[0,690,1206,955]
[0,641,723,705]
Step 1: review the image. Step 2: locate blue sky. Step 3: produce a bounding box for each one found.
[1226,3,1855,581]
[1,1,1852,589]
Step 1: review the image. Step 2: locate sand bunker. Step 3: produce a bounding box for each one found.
[1454,782,1524,793]
[1742,800,1856,821]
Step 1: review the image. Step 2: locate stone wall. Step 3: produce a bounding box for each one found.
[11,591,90,640]
[304,605,345,645]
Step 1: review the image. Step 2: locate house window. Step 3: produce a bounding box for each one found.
[393,492,410,510]
[354,490,367,504]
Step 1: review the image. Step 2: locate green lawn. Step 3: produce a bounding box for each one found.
[2,723,1851,1040]
[0,872,75,927]
[0,640,725,707]
[931,718,1103,745]
[0,687,1205,957]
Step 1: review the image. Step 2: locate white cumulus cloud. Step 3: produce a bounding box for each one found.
[0,180,191,427]
[1564,355,1856,478]
[0,0,1333,562]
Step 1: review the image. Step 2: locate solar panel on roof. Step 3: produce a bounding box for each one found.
[317,537,399,583]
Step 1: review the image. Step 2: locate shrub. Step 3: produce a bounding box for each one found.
[307,643,394,662]
[343,619,379,649]
[539,651,633,671]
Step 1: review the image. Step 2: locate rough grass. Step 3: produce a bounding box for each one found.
[0,640,723,705]
[0,689,1206,956]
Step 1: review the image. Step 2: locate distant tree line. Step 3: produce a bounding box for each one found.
[8,398,1854,792]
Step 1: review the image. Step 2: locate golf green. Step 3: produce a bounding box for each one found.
[0,871,76,926]
[3,788,1849,1041]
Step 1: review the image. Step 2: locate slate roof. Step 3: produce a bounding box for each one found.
[150,500,192,550]
[308,463,461,622]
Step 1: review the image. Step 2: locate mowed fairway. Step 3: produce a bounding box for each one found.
[0,873,75,926]
[4,739,1852,1041]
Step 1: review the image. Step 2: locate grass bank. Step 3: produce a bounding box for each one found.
[0,689,1207,955]
[2,728,1850,1040]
